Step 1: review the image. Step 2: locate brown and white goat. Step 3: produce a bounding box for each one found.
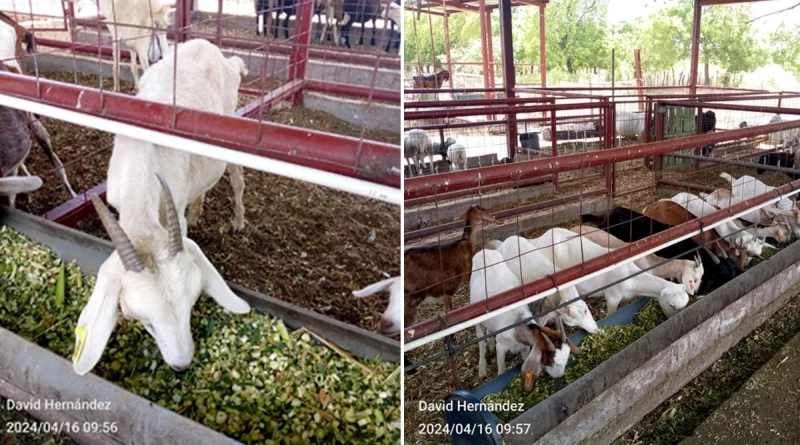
[0,11,36,74]
[643,201,749,268]
[404,206,496,327]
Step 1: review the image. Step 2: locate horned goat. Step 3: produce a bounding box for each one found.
[497,236,598,333]
[568,225,704,296]
[471,249,580,393]
[72,40,251,376]
[671,192,764,255]
[532,228,690,317]
[701,188,800,238]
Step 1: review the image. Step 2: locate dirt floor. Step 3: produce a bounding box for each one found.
[10,71,401,334]
[403,141,799,444]
[679,330,800,445]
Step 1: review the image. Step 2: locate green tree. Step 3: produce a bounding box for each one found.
[771,28,800,77]
[700,4,768,84]
[544,0,610,74]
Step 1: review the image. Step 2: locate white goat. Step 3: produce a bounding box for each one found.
[98,0,172,91]
[721,172,796,211]
[533,228,690,317]
[447,143,467,172]
[352,276,401,336]
[484,239,503,250]
[404,129,433,176]
[73,40,251,376]
[0,12,33,74]
[701,189,800,239]
[497,236,598,334]
[569,225,704,296]
[471,249,579,393]
[671,191,763,255]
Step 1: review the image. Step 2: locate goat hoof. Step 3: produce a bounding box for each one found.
[231,219,245,232]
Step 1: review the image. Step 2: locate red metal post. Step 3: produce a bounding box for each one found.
[289,0,314,106]
[689,0,702,95]
[177,0,192,42]
[694,106,703,171]
[634,49,644,111]
[216,0,224,46]
[479,0,491,100]
[442,8,454,89]
[486,9,495,97]
[539,4,546,87]
[654,102,665,180]
[498,0,517,160]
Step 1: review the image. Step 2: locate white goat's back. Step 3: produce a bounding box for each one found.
[470,249,528,332]
[615,111,646,137]
[497,236,558,286]
[725,173,794,211]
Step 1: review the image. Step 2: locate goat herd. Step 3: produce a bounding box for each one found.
[403,172,800,392]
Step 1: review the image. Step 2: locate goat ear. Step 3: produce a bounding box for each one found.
[520,347,543,393]
[73,253,124,375]
[184,238,250,314]
[352,277,397,298]
[567,339,582,356]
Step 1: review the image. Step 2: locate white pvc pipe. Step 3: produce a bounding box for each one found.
[0,94,401,205]
[404,187,800,351]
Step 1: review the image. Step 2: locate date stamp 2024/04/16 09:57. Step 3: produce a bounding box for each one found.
[416,399,532,436]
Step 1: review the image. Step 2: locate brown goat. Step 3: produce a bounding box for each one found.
[404,206,496,326]
[643,200,747,268]
[412,70,450,89]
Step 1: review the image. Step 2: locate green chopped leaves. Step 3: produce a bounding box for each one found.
[0,226,400,444]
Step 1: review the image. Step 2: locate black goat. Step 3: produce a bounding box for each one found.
[700,110,717,156]
[581,207,743,294]
[758,152,800,180]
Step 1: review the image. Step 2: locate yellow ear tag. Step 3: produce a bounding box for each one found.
[524,372,533,388]
[72,326,87,362]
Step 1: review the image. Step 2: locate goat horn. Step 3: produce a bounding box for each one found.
[557,316,567,343]
[90,194,144,273]
[703,246,721,264]
[155,173,184,256]
[541,328,557,353]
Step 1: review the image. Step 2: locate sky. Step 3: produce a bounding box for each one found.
[607,0,800,37]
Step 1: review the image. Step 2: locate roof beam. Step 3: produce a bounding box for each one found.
[699,0,774,5]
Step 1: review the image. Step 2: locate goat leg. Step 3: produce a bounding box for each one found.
[228,164,246,231]
[29,119,76,198]
[6,165,20,208]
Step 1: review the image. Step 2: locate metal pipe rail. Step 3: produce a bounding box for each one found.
[657,100,800,115]
[666,152,800,175]
[404,118,800,200]
[403,96,554,108]
[404,101,607,121]
[0,72,401,195]
[405,177,800,347]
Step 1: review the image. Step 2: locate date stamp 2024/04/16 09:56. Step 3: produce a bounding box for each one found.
[2,397,118,436]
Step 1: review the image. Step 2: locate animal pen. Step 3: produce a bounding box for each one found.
[0,0,401,443]
[404,0,800,444]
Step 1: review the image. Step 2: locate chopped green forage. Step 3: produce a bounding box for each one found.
[0,227,400,444]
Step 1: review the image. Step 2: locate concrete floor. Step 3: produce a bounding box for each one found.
[680,331,800,445]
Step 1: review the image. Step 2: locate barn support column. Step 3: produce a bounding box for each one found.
[689,0,702,95]
[498,0,517,159]
[441,4,454,89]
[486,9,495,97]
[479,0,491,99]
[539,4,546,87]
